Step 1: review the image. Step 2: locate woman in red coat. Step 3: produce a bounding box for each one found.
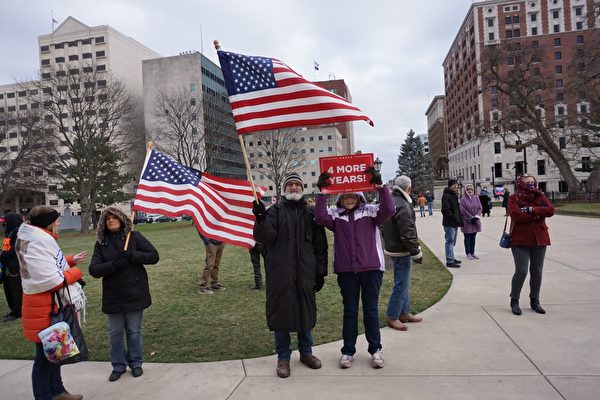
[508,174,555,315]
[16,206,87,400]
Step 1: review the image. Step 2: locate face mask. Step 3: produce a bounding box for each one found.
[526,183,536,189]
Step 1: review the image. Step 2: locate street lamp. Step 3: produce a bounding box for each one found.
[374,157,383,172]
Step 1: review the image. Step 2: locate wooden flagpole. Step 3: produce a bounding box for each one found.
[214,40,258,202]
[124,141,154,250]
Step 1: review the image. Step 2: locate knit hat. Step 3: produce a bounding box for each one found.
[29,209,59,228]
[448,178,458,187]
[282,173,304,192]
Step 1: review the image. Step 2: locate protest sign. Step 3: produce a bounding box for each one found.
[318,153,374,194]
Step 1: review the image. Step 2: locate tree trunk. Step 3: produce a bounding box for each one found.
[585,164,600,193]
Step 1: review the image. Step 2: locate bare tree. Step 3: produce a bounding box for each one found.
[250,129,306,196]
[0,109,54,209]
[479,38,598,197]
[26,65,137,233]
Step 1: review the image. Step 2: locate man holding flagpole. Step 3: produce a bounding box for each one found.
[252,173,328,378]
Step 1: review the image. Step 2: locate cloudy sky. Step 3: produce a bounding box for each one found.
[0,0,475,181]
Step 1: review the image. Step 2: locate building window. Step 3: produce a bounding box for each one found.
[19,104,27,111]
[513,29,520,38]
[68,41,78,47]
[580,104,588,114]
[83,66,93,73]
[555,65,562,74]
[327,135,332,140]
[556,79,563,88]
[558,181,568,193]
[535,95,542,104]
[487,18,494,27]
[554,51,561,60]
[554,38,561,46]
[491,98,498,108]
[40,45,49,52]
[488,32,495,41]
[559,137,566,149]
[190,83,196,92]
[55,57,65,63]
[576,35,584,44]
[494,163,503,178]
[530,13,537,22]
[309,136,314,141]
[96,50,106,57]
[69,68,79,75]
[95,36,105,43]
[82,53,92,59]
[97,80,107,87]
[582,156,591,171]
[81,38,92,45]
[531,27,538,35]
[552,10,559,19]
[68,54,79,61]
[41,59,50,65]
[96,64,106,71]
[556,92,564,101]
[553,24,560,33]
[506,30,513,39]
[505,16,512,24]
[54,43,64,49]
[494,142,501,154]
[576,21,583,30]
[513,15,520,23]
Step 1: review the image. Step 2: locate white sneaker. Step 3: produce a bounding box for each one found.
[339,354,353,369]
[371,350,384,369]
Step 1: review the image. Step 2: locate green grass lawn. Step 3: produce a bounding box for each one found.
[554,202,600,217]
[0,221,452,362]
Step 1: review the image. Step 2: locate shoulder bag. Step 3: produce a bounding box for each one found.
[499,215,512,249]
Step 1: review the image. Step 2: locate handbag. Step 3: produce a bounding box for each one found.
[38,283,89,365]
[499,215,512,249]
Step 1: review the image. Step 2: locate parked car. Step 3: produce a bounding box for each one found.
[181,215,193,221]
[154,215,175,223]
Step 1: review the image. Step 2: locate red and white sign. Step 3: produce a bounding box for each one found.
[318,153,375,194]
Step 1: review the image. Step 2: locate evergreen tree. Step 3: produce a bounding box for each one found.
[396,129,433,194]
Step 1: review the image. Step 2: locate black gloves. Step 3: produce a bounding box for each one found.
[314,275,325,292]
[520,206,531,213]
[119,248,133,260]
[252,200,267,222]
[470,217,478,224]
[316,172,331,191]
[366,166,382,185]
[112,257,128,270]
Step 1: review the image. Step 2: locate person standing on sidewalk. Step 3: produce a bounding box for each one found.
[16,206,87,400]
[425,191,434,216]
[252,173,328,378]
[417,193,427,217]
[441,179,463,268]
[459,184,483,260]
[382,175,423,332]
[502,190,510,216]
[89,207,160,382]
[508,174,555,316]
[197,233,226,294]
[314,167,394,370]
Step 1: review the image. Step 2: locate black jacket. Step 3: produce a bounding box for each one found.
[1,213,23,276]
[253,198,328,332]
[441,187,464,227]
[90,227,159,314]
[382,188,420,256]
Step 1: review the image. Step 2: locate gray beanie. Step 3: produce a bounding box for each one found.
[282,173,304,192]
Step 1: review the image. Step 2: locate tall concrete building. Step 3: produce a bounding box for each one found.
[0,17,160,214]
[142,53,245,179]
[425,95,449,179]
[443,0,598,195]
[417,133,430,154]
[313,79,356,155]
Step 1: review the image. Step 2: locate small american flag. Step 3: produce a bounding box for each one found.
[133,149,264,249]
[217,50,373,134]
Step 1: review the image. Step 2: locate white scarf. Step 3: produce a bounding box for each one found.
[17,223,87,322]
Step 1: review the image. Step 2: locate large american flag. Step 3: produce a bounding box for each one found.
[133,149,264,249]
[217,50,373,134]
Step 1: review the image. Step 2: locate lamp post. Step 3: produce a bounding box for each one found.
[373,157,382,203]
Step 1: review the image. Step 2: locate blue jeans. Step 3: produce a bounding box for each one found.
[444,226,458,264]
[419,206,425,217]
[386,255,412,319]
[107,310,144,372]
[464,232,477,255]
[273,330,313,360]
[427,202,433,215]
[32,342,65,400]
[337,270,383,355]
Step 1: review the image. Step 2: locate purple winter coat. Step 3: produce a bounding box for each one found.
[314,186,394,273]
[460,193,483,233]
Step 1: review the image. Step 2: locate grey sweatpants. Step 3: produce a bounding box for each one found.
[510,246,547,300]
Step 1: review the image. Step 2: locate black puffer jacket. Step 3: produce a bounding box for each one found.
[441,187,464,227]
[89,207,159,314]
[253,198,328,332]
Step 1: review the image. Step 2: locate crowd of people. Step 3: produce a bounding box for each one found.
[1,170,555,397]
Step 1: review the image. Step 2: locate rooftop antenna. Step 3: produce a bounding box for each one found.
[200,24,204,55]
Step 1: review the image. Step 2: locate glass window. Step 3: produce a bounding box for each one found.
[576,21,583,30]
[68,54,79,61]
[576,35,584,44]
[40,45,49,52]
[68,41,78,47]
[41,59,50,65]
[488,32,495,40]
[96,50,106,57]
[55,57,65,63]
[54,43,64,49]
[494,142,501,154]
[553,10,559,18]
[530,13,537,22]
[487,19,494,27]
[555,65,562,74]
[554,38,561,46]
[505,16,512,24]
[537,160,545,175]
[95,36,105,43]
[531,27,538,35]
[553,24,560,33]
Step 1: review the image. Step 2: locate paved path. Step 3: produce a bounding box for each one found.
[2,212,599,399]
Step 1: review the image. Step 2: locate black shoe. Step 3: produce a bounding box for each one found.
[446,263,461,268]
[108,370,125,382]
[452,259,462,264]
[132,366,143,378]
[251,285,262,290]
[2,313,18,322]
[530,299,546,314]
[511,298,522,315]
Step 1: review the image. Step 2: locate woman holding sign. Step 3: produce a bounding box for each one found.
[314,167,394,369]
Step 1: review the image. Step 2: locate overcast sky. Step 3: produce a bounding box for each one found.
[0,0,475,181]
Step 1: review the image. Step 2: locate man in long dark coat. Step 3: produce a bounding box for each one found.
[253,173,328,378]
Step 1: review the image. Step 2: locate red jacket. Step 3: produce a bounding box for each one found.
[508,193,554,247]
[21,256,82,343]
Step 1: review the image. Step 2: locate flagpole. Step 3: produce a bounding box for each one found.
[124,141,154,250]
[214,40,259,202]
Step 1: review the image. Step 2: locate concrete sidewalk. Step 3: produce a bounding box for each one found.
[2,212,599,399]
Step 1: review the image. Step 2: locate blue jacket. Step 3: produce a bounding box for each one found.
[314,186,394,273]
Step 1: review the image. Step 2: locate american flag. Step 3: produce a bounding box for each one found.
[217,50,373,134]
[133,149,265,249]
